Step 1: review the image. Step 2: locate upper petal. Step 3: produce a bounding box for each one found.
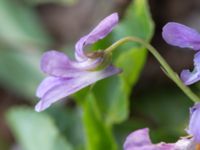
[188,103,200,143]
[180,51,200,85]
[123,128,175,150]
[41,50,79,77]
[162,22,200,50]
[41,50,105,77]
[35,65,121,112]
[75,13,119,61]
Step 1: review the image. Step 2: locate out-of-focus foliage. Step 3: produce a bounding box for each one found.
[0,135,9,150]
[6,107,73,150]
[47,106,85,150]
[0,0,50,97]
[114,87,192,149]
[0,0,50,47]
[113,0,154,50]
[0,50,43,97]
[1,0,197,149]
[23,0,77,6]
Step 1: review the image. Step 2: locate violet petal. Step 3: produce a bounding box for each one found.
[123,128,175,150]
[41,50,79,77]
[36,76,65,98]
[41,50,105,77]
[180,51,200,85]
[188,103,200,143]
[35,65,121,112]
[162,22,200,50]
[75,13,119,61]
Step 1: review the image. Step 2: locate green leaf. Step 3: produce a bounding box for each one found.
[117,48,147,87]
[75,0,154,149]
[92,48,147,125]
[47,106,85,150]
[6,106,73,150]
[113,0,154,51]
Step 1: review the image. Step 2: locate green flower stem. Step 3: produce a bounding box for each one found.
[105,36,200,103]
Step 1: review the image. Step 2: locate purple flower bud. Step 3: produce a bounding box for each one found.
[35,13,121,112]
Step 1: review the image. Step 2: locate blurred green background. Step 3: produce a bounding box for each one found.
[0,0,199,149]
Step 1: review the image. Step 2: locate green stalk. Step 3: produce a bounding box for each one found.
[81,94,117,150]
[105,36,200,103]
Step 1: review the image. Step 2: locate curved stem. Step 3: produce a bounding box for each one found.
[105,36,200,103]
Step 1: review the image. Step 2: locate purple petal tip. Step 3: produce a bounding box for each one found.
[110,12,119,22]
[162,22,200,50]
[35,101,51,112]
[35,101,43,112]
[75,12,119,61]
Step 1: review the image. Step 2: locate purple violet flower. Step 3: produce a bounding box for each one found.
[35,13,121,112]
[123,103,200,150]
[123,128,175,150]
[123,128,197,150]
[162,22,200,85]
